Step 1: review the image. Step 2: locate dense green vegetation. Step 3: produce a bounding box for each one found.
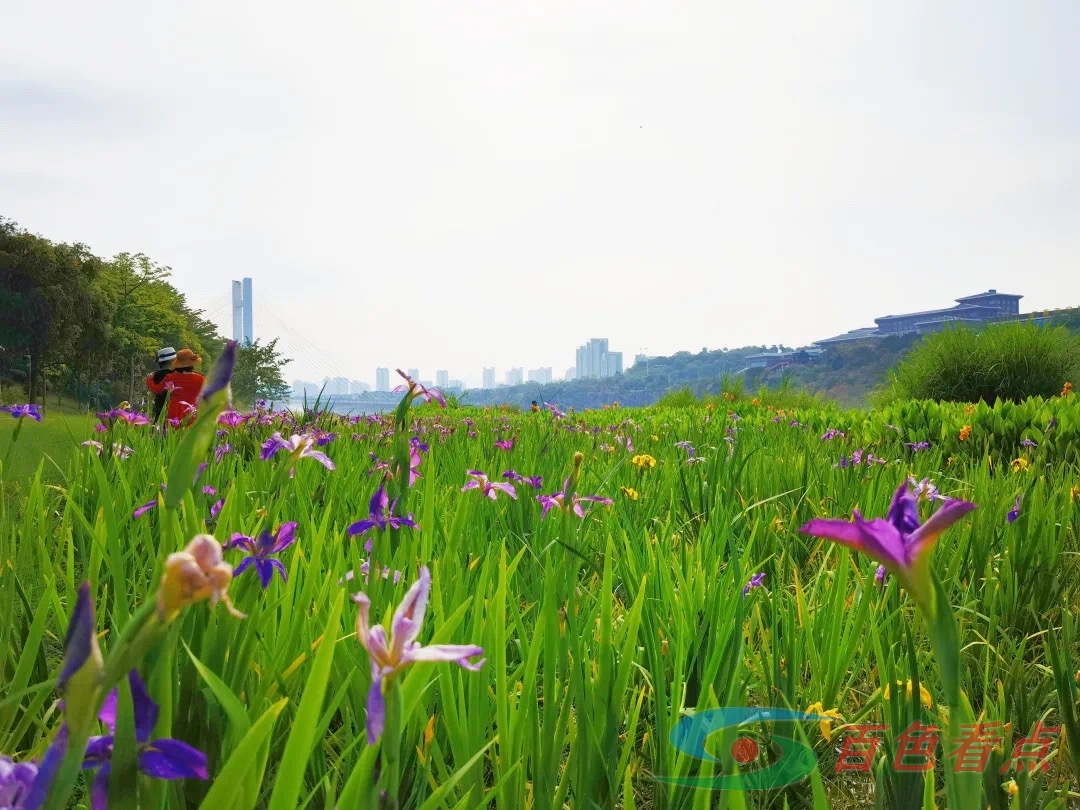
[2,364,1078,808]
[880,321,1080,404]
[0,218,291,412]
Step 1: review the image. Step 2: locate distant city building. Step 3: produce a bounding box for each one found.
[350,380,371,393]
[407,368,420,382]
[323,376,349,395]
[564,367,577,381]
[506,367,524,386]
[448,379,465,392]
[291,379,319,399]
[528,367,553,384]
[436,370,450,389]
[575,338,622,379]
[375,367,390,391]
[634,353,648,367]
[814,290,1024,346]
[482,367,496,389]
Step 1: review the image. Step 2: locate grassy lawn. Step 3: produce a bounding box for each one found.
[0,404,94,500]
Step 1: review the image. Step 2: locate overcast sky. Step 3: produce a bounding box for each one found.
[3,2,1078,387]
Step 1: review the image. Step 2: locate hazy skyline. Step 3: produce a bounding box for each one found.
[3,2,1078,388]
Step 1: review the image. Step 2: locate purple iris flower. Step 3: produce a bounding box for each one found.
[202,485,216,496]
[133,500,158,520]
[201,340,237,401]
[874,565,887,585]
[258,432,335,470]
[0,727,66,810]
[93,423,107,433]
[217,410,249,428]
[536,478,613,519]
[393,370,446,407]
[742,572,766,596]
[407,444,424,486]
[674,440,696,459]
[1007,495,1022,523]
[904,441,931,452]
[494,439,514,451]
[214,444,232,463]
[502,470,543,489]
[820,429,845,441]
[851,449,864,465]
[1019,438,1037,448]
[462,471,517,501]
[82,440,104,455]
[230,522,298,588]
[347,486,417,549]
[314,431,337,447]
[82,670,208,809]
[2,404,43,422]
[355,567,484,744]
[836,454,849,469]
[910,477,946,502]
[799,480,976,610]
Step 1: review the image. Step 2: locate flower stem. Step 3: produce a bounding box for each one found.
[376,679,403,810]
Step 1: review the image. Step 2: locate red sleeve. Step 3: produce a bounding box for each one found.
[146,374,170,394]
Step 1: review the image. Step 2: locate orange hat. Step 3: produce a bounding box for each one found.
[174,348,202,367]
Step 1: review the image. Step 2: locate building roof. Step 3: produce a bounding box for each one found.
[954,289,1023,303]
[874,303,998,324]
[812,328,882,346]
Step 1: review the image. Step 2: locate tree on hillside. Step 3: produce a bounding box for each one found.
[231,338,291,407]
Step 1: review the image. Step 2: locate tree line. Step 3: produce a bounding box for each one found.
[0,217,289,410]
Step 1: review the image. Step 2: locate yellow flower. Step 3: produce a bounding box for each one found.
[705,403,716,411]
[650,434,659,442]
[751,398,760,406]
[959,424,972,441]
[1062,381,1073,396]
[964,403,976,416]
[157,534,243,622]
[620,486,639,501]
[1011,457,1030,472]
[1071,484,1080,503]
[632,454,657,470]
[1003,779,1018,797]
[771,515,785,532]
[883,680,933,708]
[806,701,845,741]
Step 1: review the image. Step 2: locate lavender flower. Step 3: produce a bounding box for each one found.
[462,470,517,501]
[230,522,298,588]
[502,470,543,489]
[355,567,484,743]
[1,404,43,422]
[393,370,446,407]
[347,486,417,549]
[259,432,335,470]
[742,572,766,596]
[800,480,975,610]
[82,671,208,807]
[1007,495,1022,524]
[537,478,613,519]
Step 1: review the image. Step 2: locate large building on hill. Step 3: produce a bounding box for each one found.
[575,338,623,379]
[814,289,1023,346]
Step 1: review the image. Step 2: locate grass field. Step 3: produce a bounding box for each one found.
[2,373,1079,808]
[0,404,94,500]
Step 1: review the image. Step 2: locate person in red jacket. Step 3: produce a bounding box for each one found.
[145,348,205,425]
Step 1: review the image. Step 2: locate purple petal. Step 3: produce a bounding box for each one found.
[138,738,209,780]
[133,500,158,520]
[90,765,111,810]
[907,499,977,561]
[255,559,275,589]
[233,557,255,578]
[200,340,237,402]
[269,558,288,584]
[390,568,431,654]
[799,515,908,570]
[127,670,159,743]
[404,644,486,671]
[58,583,95,691]
[271,522,299,553]
[23,726,68,810]
[886,483,920,535]
[492,482,518,499]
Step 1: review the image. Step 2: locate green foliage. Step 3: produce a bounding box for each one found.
[880,321,1080,404]
[0,217,225,408]
[230,338,291,407]
[4,390,1080,808]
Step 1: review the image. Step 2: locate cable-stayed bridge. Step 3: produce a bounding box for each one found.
[194,280,403,411]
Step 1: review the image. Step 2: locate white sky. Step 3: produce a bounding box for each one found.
[3,1,1078,388]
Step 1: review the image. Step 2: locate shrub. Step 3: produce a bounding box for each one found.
[879,321,1080,404]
